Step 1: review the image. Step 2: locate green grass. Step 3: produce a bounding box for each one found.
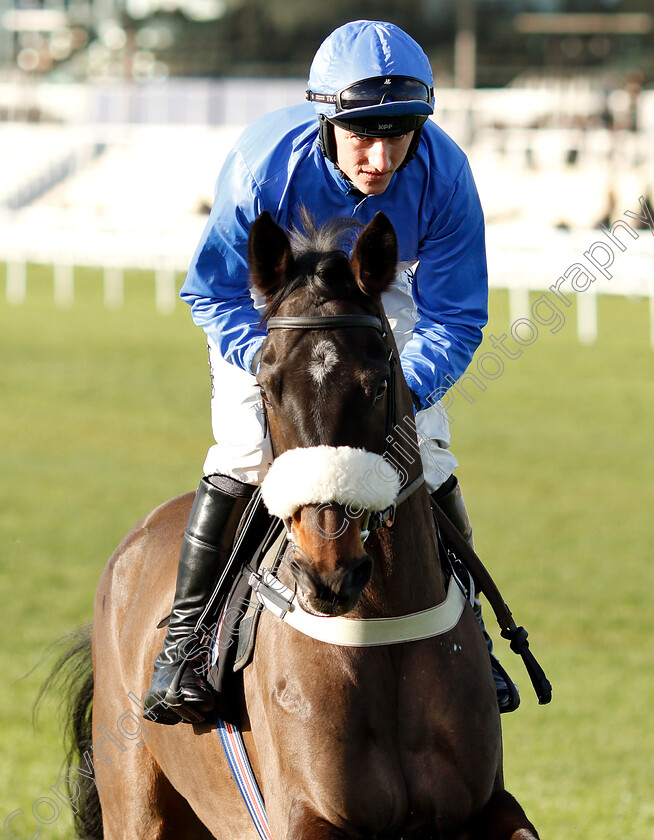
[1,266,653,838]
[1,266,210,839]
[455,292,654,837]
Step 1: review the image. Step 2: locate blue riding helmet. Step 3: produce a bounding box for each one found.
[306,20,435,169]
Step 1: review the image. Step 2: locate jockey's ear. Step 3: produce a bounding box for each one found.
[248,211,295,300]
[351,212,398,298]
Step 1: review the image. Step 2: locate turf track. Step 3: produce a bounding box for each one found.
[1,266,652,838]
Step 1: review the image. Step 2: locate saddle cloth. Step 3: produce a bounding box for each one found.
[205,516,286,723]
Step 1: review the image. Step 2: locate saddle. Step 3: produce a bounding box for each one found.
[204,508,286,723]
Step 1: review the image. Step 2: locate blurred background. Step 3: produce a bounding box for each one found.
[1,2,653,839]
[2,0,654,284]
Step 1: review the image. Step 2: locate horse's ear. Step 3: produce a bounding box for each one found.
[248,211,295,299]
[350,212,398,298]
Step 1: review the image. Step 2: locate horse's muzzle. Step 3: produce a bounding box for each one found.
[281,500,374,616]
[289,553,374,617]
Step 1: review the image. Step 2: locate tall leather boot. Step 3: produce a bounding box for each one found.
[143,474,253,725]
[431,475,520,714]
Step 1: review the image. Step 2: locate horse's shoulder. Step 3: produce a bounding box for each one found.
[113,492,193,553]
[139,492,195,533]
[96,493,194,606]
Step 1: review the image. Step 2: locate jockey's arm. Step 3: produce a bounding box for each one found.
[400,158,489,410]
[181,147,266,375]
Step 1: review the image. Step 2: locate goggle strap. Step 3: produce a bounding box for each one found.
[307,76,433,111]
[306,91,337,104]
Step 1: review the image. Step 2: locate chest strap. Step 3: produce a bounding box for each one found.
[249,570,466,647]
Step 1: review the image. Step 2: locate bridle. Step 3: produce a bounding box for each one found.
[264,311,424,534]
[245,310,467,650]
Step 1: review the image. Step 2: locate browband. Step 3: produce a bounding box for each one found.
[266,315,385,334]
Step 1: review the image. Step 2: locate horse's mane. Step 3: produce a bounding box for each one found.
[263,209,363,320]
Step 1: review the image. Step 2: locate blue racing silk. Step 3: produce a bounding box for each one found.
[181,102,488,409]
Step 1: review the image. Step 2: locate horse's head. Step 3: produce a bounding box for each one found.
[251,210,404,617]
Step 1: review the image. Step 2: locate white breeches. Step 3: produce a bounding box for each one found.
[203,269,458,492]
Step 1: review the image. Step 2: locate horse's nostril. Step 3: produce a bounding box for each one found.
[300,576,319,598]
[289,560,318,597]
[346,556,373,595]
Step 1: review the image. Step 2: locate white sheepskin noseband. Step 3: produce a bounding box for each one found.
[261,446,401,520]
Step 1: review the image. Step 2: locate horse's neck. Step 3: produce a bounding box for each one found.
[367,485,446,615]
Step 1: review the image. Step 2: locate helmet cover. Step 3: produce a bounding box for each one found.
[308,20,434,124]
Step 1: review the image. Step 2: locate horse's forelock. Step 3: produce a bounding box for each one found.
[288,211,361,259]
[262,213,364,321]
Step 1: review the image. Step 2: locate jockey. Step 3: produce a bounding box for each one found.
[144,20,519,724]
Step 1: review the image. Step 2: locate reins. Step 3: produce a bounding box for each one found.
[431,501,552,706]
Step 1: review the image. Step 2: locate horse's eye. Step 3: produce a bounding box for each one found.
[374,381,388,403]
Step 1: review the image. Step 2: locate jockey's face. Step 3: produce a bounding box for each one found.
[333,125,414,195]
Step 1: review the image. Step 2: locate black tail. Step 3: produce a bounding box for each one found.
[37,624,103,839]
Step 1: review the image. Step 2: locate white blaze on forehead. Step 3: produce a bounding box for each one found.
[261,445,401,520]
[309,339,339,385]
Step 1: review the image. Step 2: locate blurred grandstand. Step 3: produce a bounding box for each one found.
[1,1,653,334]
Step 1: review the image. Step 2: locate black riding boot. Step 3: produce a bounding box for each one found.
[143,474,253,725]
[431,475,520,714]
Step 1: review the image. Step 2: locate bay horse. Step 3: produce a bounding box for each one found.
[58,211,539,839]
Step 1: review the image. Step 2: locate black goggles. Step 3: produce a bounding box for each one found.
[307,75,433,113]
